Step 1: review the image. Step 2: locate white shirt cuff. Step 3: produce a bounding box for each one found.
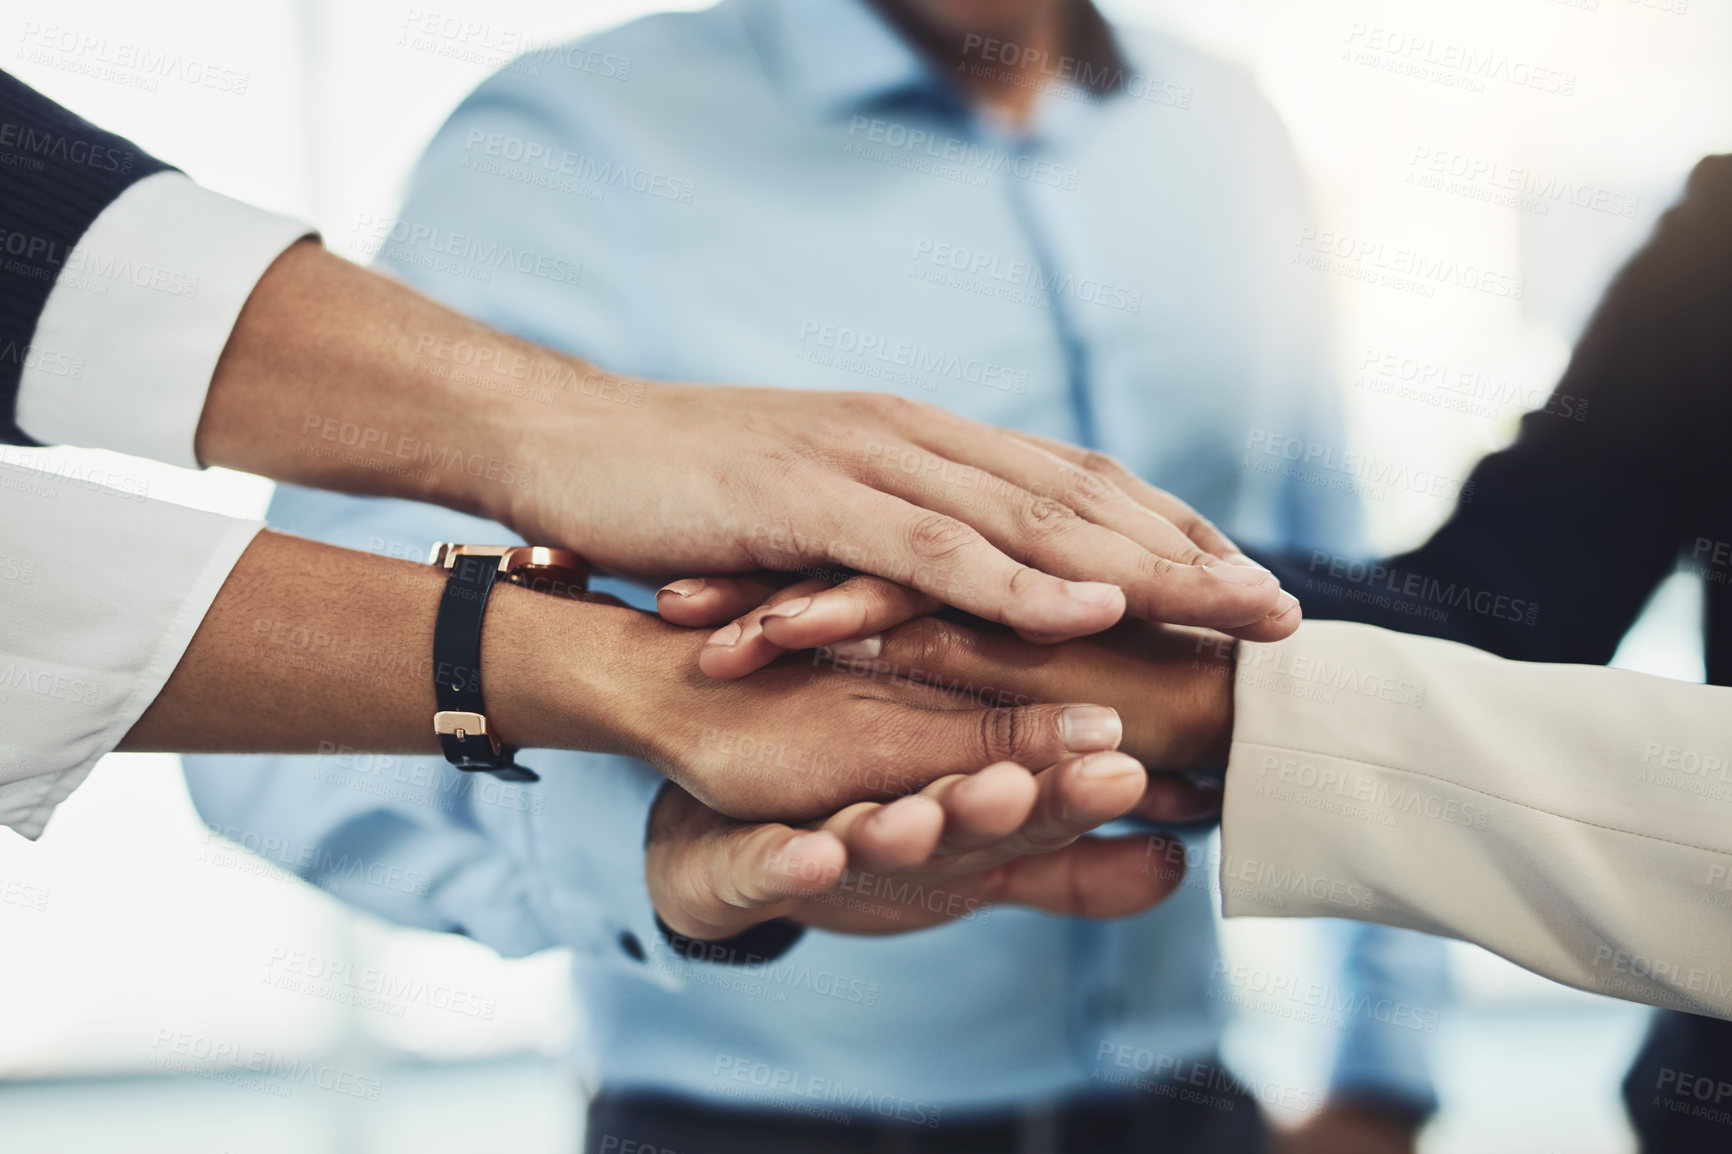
[15,171,315,468]
[0,458,262,839]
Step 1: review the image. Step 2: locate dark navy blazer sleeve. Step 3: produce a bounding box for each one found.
[1265,154,1732,675]
[0,69,175,444]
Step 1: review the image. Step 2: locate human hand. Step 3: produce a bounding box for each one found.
[652,576,1238,822]
[514,385,1294,642]
[658,561,1267,684]
[647,751,1187,940]
[492,596,1136,822]
[197,247,1285,643]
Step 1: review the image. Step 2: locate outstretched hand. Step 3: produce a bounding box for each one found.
[648,752,1188,941]
[520,389,1296,644]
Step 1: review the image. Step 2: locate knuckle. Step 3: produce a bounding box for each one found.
[978,707,1022,761]
[897,616,958,671]
[906,512,977,566]
[1079,449,1129,480]
[1020,496,1080,540]
[1058,466,1115,510]
[1004,564,1044,599]
[1135,550,1189,584]
[849,391,921,424]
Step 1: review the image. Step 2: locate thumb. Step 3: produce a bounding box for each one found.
[655,811,846,941]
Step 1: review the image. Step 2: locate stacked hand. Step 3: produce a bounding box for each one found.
[635,569,1242,942]
[649,752,1187,940]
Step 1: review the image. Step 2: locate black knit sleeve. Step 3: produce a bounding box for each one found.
[0,69,176,444]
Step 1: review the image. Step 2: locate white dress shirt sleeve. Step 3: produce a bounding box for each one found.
[14,171,315,468]
[0,460,262,839]
[1219,620,1732,1019]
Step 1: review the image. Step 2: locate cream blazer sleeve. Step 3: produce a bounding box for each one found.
[1220,620,1732,1019]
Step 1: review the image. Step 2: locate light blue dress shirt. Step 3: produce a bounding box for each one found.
[185,0,1446,1119]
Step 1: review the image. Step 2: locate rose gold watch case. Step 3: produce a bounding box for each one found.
[429,543,590,597]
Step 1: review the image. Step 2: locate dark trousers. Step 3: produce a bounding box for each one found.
[585,1074,1268,1154]
[1624,1011,1732,1152]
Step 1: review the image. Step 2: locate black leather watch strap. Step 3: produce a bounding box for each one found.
[432,551,539,782]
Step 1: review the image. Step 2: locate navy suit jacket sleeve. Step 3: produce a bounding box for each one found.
[1268,154,1732,675]
[0,69,175,444]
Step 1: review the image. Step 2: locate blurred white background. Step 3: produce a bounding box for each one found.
[3,0,1728,1150]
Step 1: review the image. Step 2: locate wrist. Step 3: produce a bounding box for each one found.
[492,366,662,546]
[479,583,662,756]
[1142,637,1234,769]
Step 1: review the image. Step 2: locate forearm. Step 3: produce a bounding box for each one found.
[121,529,635,755]
[192,241,623,530]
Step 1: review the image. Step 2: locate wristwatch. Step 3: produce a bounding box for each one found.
[429,543,590,782]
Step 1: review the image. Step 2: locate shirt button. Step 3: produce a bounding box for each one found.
[618,931,646,962]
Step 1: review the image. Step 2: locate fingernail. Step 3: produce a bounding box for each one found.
[1063,580,1122,607]
[1061,705,1122,751]
[1271,591,1300,619]
[828,634,882,659]
[1205,563,1274,586]
[1226,552,1268,571]
[764,597,812,620]
[1076,751,1141,780]
[658,578,706,598]
[705,621,743,647]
